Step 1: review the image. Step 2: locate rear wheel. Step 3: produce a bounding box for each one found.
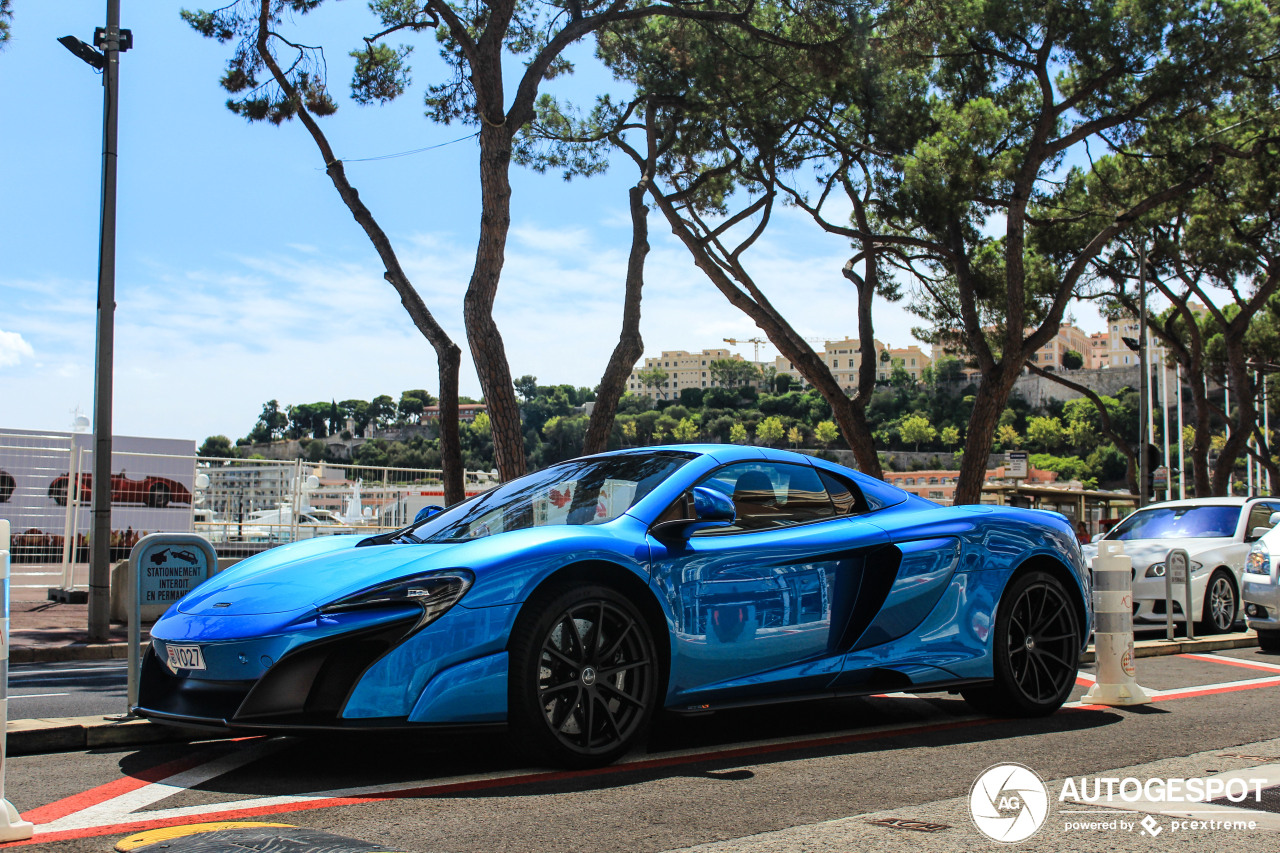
[963,570,1080,717]
[148,483,171,508]
[1198,570,1238,635]
[508,582,659,768]
[1257,630,1280,652]
[49,481,68,506]
[0,471,14,503]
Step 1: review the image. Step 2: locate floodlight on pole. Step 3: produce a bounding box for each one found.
[57,1,130,640]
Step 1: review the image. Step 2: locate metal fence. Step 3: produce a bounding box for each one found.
[0,429,495,599]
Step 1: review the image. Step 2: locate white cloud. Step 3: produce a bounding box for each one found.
[0,330,34,368]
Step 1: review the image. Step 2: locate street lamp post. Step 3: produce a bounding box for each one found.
[59,2,130,640]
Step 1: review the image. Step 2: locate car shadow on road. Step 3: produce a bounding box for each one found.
[105,695,1123,805]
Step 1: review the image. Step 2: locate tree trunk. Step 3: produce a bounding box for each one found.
[252,6,466,503]
[1212,335,1255,495]
[647,187,883,476]
[953,365,1017,505]
[584,182,649,454]
[466,125,527,482]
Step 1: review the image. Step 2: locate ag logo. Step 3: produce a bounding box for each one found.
[969,763,1049,843]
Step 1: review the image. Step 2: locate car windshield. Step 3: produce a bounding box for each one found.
[1107,505,1241,541]
[407,451,695,543]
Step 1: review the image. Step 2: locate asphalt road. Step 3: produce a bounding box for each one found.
[7,660,129,720]
[6,647,1280,853]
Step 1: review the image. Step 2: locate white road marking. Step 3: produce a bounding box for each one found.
[10,692,70,699]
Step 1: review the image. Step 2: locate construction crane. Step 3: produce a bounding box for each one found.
[723,337,770,361]
[724,335,832,362]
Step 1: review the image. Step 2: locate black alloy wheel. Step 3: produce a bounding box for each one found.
[509,582,658,768]
[1198,570,1237,635]
[149,483,171,508]
[963,570,1080,716]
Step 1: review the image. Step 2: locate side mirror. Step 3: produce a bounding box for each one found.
[1090,532,1105,544]
[1270,511,1280,526]
[651,486,736,540]
[414,505,444,524]
[1248,526,1272,542]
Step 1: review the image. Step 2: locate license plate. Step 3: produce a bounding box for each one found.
[166,644,206,671]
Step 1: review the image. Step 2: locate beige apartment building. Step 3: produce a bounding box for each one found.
[626,348,766,400]
[931,323,1093,374]
[772,339,933,392]
[627,339,935,400]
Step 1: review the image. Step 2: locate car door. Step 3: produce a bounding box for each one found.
[647,461,890,706]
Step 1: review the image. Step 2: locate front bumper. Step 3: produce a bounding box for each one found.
[1244,574,1280,634]
[135,615,422,730]
[136,601,518,731]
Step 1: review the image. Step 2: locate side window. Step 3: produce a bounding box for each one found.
[1247,503,1278,537]
[818,470,870,515]
[693,462,836,534]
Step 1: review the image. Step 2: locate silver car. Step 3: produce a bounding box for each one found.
[1082,497,1280,634]
[1245,516,1280,651]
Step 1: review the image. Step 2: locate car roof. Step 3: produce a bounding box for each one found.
[1135,497,1271,510]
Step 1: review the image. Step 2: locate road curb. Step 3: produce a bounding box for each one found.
[6,715,205,756]
[8,643,138,664]
[1081,630,1258,663]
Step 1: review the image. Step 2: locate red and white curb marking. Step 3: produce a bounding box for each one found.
[9,653,1280,846]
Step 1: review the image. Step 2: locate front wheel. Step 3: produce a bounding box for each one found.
[148,483,171,508]
[508,582,659,768]
[963,570,1080,717]
[1198,570,1238,635]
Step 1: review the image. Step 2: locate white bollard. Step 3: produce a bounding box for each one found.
[1083,540,1152,706]
[0,520,34,841]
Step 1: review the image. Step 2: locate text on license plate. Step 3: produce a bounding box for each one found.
[167,644,206,670]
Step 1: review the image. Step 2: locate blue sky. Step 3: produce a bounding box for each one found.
[0,2,1109,445]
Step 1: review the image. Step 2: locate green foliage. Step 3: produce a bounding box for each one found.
[0,0,12,48]
[1025,416,1065,451]
[756,416,786,447]
[184,2,336,125]
[898,414,937,451]
[1029,454,1096,489]
[198,435,237,458]
[814,420,839,447]
[350,42,412,105]
[729,422,749,444]
[709,359,761,388]
[1062,350,1084,370]
[672,417,701,442]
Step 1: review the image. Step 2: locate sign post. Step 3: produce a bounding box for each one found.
[126,534,216,714]
[0,521,34,840]
[1006,451,1028,479]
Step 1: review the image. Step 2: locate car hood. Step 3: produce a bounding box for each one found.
[1081,537,1237,570]
[177,534,463,616]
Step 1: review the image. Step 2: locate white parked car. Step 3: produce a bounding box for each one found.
[1082,497,1280,634]
[1244,515,1280,651]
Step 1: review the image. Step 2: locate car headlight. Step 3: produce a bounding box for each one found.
[1246,546,1272,579]
[1145,560,1203,578]
[320,569,473,629]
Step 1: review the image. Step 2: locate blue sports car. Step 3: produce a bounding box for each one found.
[136,446,1091,767]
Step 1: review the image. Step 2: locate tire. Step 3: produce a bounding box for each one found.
[49,481,68,506]
[0,471,14,503]
[148,483,171,508]
[962,570,1081,717]
[1198,570,1238,635]
[1257,630,1280,652]
[508,581,659,768]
